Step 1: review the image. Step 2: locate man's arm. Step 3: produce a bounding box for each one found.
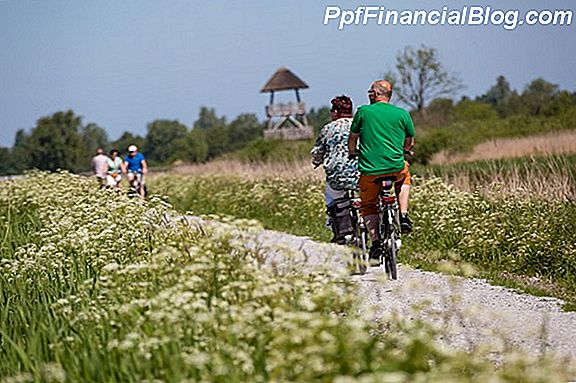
[403,136,415,151]
[348,107,362,158]
[348,132,360,157]
[403,110,416,154]
[141,159,148,175]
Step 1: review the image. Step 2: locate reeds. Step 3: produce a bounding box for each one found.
[431,130,576,164]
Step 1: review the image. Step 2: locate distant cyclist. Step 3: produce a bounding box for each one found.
[91,147,109,188]
[106,149,123,189]
[311,95,359,242]
[348,80,415,259]
[122,145,148,198]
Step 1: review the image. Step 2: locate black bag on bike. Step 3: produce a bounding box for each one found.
[328,196,355,240]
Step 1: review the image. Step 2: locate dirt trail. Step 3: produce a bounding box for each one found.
[182,214,576,366]
[251,227,576,364]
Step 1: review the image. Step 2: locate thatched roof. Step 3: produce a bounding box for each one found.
[261,67,309,93]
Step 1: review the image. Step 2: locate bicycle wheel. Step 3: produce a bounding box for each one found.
[385,232,398,280]
[381,208,398,280]
[350,225,368,274]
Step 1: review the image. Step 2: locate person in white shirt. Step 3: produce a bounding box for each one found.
[91,148,109,187]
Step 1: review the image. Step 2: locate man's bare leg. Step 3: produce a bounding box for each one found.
[397,184,413,233]
[398,184,410,214]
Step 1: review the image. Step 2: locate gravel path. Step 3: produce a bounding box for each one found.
[249,225,576,365]
[182,214,576,367]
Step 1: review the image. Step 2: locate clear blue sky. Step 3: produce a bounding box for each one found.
[1,0,575,147]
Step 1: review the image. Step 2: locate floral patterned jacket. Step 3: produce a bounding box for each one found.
[310,117,359,191]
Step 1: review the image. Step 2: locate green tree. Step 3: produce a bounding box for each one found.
[478,75,513,106]
[521,78,559,115]
[192,107,228,159]
[82,123,109,152]
[386,45,463,113]
[180,128,209,163]
[307,107,331,135]
[11,129,31,173]
[414,98,455,127]
[477,75,514,115]
[226,113,263,151]
[542,90,576,116]
[0,147,11,176]
[193,107,226,130]
[453,99,499,121]
[26,110,84,172]
[145,119,188,165]
[500,91,528,116]
[80,123,109,169]
[111,131,145,155]
[205,124,230,159]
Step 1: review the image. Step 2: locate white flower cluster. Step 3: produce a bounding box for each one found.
[410,177,576,289]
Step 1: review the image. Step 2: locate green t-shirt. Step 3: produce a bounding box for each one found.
[350,102,415,175]
[107,156,123,174]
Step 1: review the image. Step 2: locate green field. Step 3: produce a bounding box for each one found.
[0,172,572,382]
[152,154,576,308]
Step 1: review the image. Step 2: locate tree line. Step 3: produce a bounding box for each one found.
[410,74,576,164]
[1,45,575,175]
[0,107,269,175]
[0,103,332,175]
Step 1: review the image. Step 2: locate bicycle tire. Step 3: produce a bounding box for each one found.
[386,232,398,280]
[351,226,367,274]
[381,207,398,280]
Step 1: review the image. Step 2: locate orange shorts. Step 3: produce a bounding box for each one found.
[359,161,411,216]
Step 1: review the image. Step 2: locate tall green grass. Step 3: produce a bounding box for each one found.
[0,200,42,258]
[4,173,568,381]
[153,174,330,241]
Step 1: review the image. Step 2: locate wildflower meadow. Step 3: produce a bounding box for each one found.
[0,172,572,382]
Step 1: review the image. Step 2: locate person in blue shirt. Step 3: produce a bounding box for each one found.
[122,145,148,198]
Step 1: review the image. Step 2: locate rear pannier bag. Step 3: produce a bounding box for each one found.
[328,196,355,240]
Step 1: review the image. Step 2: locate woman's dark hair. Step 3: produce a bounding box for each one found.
[330,95,353,117]
[110,149,119,155]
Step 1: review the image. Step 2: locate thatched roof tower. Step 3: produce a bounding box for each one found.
[260,67,312,140]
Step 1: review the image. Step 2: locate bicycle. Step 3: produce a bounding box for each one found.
[127,171,147,198]
[375,176,402,280]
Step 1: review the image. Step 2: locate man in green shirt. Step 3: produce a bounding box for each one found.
[348,80,415,258]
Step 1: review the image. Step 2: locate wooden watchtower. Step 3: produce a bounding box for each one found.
[260,67,313,140]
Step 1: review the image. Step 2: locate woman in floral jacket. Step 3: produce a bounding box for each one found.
[311,95,359,206]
